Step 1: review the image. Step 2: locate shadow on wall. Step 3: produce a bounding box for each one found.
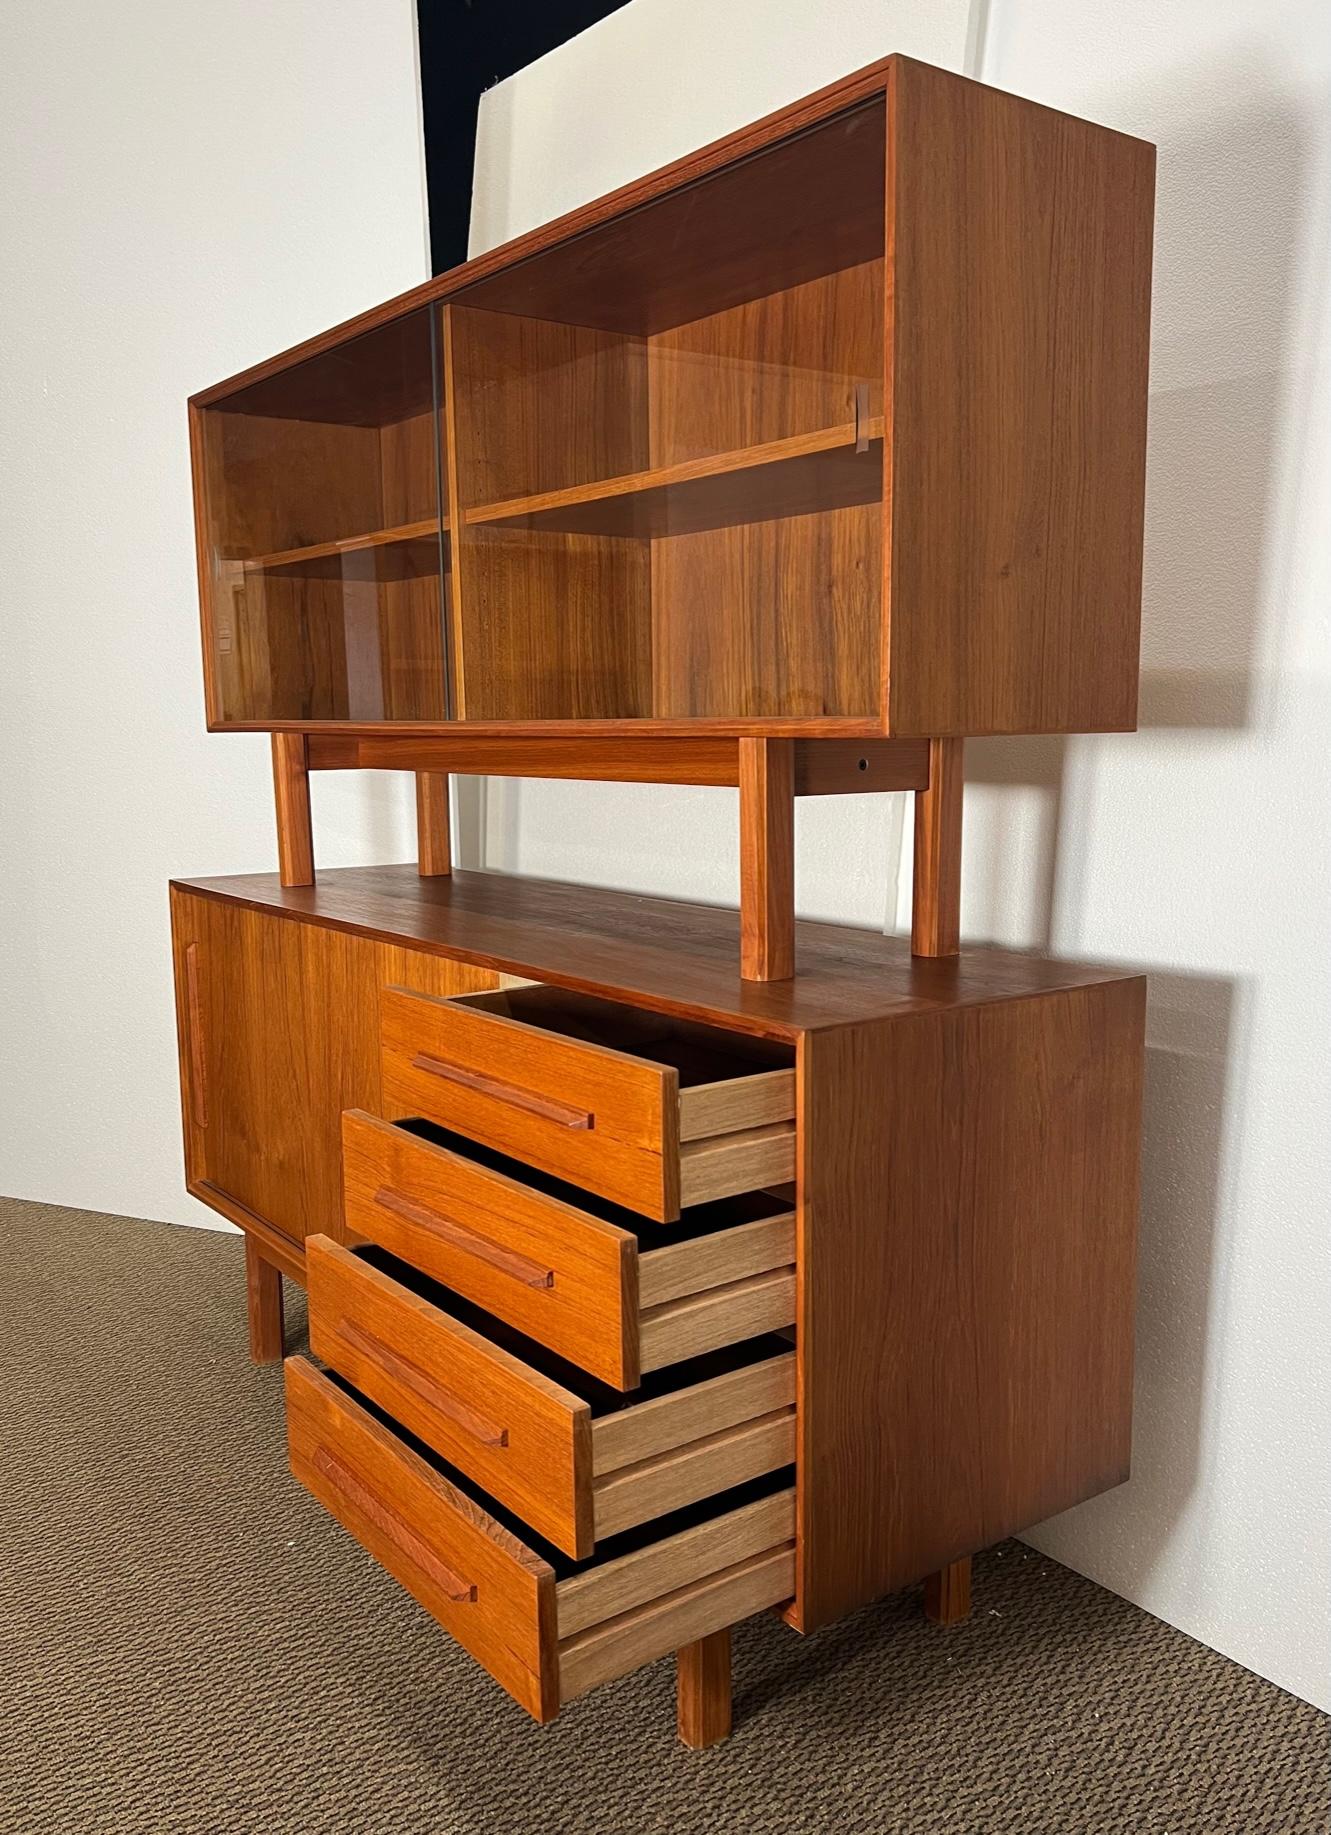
[972,59,1324,1579]
[968,65,1318,938]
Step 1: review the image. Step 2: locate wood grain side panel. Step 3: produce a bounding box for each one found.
[795,979,1145,1629]
[341,1112,640,1388]
[886,59,1154,736]
[306,1235,593,1557]
[286,1357,558,1720]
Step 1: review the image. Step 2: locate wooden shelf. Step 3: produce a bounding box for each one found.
[239,518,447,574]
[463,421,885,539]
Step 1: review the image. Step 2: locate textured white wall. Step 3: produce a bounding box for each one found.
[0,1,430,1227]
[471,0,1331,1708]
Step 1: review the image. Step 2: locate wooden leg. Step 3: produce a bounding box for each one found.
[738,738,794,982]
[244,1235,285,1364]
[416,771,452,877]
[271,733,314,888]
[677,1628,732,1749]
[923,1556,972,1625]
[911,737,964,957]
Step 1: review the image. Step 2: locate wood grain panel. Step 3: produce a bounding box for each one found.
[341,1112,640,1388]
[286,1357,559,1721]
[885,58,1155,735]
[651,503,881,720]
[167,889,494,1249]
[380,984,680,1221]
[455,526,652,721]
[793,978,1145,1630]
[447,304,652,722]
[648,262,883,465]
[306,1234,593,1556]
[175,864,1146,1041]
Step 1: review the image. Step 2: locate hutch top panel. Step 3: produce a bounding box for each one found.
[189,56,1155,741]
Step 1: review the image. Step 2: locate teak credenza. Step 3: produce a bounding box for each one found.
[172,55,1154,1748]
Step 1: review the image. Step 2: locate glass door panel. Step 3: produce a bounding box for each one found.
[197,309,448,723]
[445,99,886,723]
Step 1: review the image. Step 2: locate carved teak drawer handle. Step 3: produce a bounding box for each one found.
[410,1052,594,1131]
[337,1318,509,1448]
[373,1186,555,1290]
[311,1448,476,1603]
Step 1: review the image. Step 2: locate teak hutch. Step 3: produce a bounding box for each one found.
[171,56,1154,1748]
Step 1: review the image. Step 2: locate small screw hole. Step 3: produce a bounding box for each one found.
[858,757,869,771]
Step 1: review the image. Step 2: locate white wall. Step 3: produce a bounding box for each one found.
[0,1,430,1227]
[471,0,1331,1708]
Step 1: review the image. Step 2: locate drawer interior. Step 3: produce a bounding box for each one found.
[447,985,794,1088]
[396,1118,792,1248]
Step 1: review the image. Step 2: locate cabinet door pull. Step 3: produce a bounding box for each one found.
[311,1448,476,1601]
[373,1185,554,1289]
[410,1052,593,1130]
[184,942,208,1128]
[337,1318,509,1448]
[854,382,871,453]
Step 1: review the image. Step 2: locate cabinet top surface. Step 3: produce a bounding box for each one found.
[172,866,1142,1039]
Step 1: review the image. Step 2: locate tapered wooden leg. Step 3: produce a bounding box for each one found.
[271,733,314,888]
[912,737,964,956]
[416,771,452,877]
[923,1556,972,1625]
[677,1629,732,1749]
[244,1235,285,1364]
[738,738,794,982]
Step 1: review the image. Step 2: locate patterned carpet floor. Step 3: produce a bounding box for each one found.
[1,1194,1325,1835]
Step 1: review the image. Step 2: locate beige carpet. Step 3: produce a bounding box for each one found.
[2,1194,1325,1835]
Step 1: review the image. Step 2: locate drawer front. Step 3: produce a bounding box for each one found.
[342,1110,639,1388]
[306,1236,593,1557]
[288,1358,795,1724]
[286,1357,559,1721]
[309,1231,794,1556]
[381,985,679,1219]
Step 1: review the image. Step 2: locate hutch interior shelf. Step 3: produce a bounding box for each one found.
[173,54,1154,1749]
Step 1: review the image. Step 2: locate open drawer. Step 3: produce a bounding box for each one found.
[287,1356,795,1724]
[342,1110,795,1388]
[379,983,796,1221]
[307,1233,796,1557]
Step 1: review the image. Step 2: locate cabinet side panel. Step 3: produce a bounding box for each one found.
[886,59,1155,735]
[173,893,496,1246]
[796,979,1145,1629]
